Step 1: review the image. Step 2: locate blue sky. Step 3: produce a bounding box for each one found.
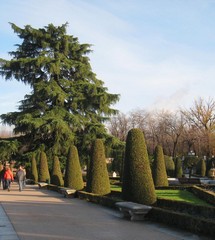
[1,0,215,120]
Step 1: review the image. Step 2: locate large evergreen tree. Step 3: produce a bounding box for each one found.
[64,145,84,190]
[87,139,110,195]
[0,23,119,159]
[122,128,156,205]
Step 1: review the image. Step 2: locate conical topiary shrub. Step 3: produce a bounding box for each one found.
[165,155,175,177]
[64,145,84,190]
[152,145,169,187]
[200,158,206,177]
[38,151,50,183]
[51,156,64,186]
[122,128,156,205]
[31,153,38,183]
[174,157,183,178]
[87,139,110,195]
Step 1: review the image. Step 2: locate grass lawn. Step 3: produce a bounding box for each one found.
[156,189,211,206]
[111,185,211,206]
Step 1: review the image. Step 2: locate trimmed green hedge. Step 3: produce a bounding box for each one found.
[190,185,215,205]
[156,198,215,219]
[147,207,215,237]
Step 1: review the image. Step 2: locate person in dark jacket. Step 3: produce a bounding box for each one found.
[0,165,6,189]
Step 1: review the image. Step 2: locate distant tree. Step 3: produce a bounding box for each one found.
[174,157,183,178]
[51,156,64,186]
[31,153,38,183]
[108,112,130,141]
[122,128,156,205]
[152,145,168,187]
[183,155,199,169]
[181,97,215,156]
[64,145,84,190]
[38,150,50,183]
[87,139,110,195]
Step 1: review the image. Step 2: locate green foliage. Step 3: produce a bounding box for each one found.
[0,23,119,162]
[122,128,156,205]
[152,145,168,187]
[0,140,19,161]
[164,155,175,177]
[108,141,125,176]
[87,139,110,195]
[64,145,84,190]
[51,156,64,186]
[183,155,199,169]
[38,151,50,182]
[196,159,206,177]
[174,157,183,178]
[31,153,38,182]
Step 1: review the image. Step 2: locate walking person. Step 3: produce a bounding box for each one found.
[16,165,25,192]
[4,165,14,191]
[0,165,6,189]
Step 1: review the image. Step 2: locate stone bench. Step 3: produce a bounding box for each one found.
[38,182,48,189]
[59,188,76,198]
[115,201,152,221]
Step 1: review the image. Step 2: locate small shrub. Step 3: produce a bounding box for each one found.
[64,145,84,190]
[87,139,110,195]
[31,153,38,183]
[38,151,50,183]
[51,156,64,186]
[152,145,168,187]
[174,157,183,178]
[164,155,175,177]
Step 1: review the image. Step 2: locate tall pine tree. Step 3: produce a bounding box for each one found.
[0,23,119,159]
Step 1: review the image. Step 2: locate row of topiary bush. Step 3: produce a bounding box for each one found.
[31,139,111,195]
[31,128,171,205]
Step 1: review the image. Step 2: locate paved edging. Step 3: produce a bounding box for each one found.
[0,204,19,240]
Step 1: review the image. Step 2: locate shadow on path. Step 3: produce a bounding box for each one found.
[0,183,211,240]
